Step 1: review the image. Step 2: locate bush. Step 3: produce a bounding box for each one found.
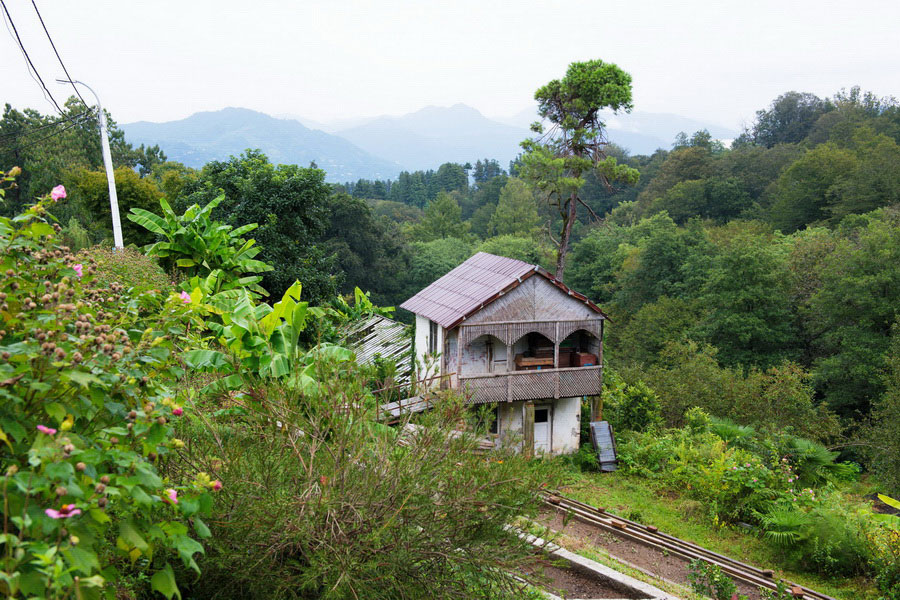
[630,341,841,441]
[0,185,210,599]
[171,365,555,600]
[75,245,171,294]
[602,370,663,433]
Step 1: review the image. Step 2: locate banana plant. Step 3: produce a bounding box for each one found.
[128,195,273,297]
[183,281,353,395]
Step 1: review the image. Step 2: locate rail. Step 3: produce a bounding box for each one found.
[458,365,602,404]
[541,491,837,600]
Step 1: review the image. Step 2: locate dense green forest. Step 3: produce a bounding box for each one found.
[2,75,900,599]
[3,87,899,470]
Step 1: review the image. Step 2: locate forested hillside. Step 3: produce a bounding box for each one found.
[2,85,898,488]
[2,79,900,599]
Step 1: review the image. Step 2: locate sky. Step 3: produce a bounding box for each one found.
[2,0,899,129]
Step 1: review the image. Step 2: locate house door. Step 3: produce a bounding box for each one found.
[534,405,551,453]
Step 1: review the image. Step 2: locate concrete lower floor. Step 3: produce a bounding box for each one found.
[495,396,581,455]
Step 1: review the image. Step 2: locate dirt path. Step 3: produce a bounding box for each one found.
[524,556,647,599]
[538,509,764,600]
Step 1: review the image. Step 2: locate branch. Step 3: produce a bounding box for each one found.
[546,220,559,246]
[576,196,602,222]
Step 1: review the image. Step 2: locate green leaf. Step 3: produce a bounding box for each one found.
[182,349,232,372]
[89,508,111,524]
[173,535,204,574]
[192,517,211,539]
[131,486,153,507]
[44,402,66,423]
[64,546,100,575]
[63,370,102,388]
[200,373,244,395]
[119,519,149,552]
[878,494,900,511]
[127,208,168,235]
[150,563,181,600]
[134,463,163,489]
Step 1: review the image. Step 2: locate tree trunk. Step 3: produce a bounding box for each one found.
[554,191,579,279]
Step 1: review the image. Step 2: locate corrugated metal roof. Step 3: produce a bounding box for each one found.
[342,315,413,384]
[399,251,607,329]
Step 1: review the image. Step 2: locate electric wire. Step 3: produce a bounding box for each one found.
[0,0,64,114]
[0,109,97,142]
[30,0,88,108]
[0,113,96,152]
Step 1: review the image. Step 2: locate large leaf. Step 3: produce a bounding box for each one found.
[879,494,900,511]
[150,563,181,600]
[182,349,232,372]
[127,208,168,235]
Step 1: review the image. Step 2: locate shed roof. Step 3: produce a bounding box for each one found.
[399,252,607,329]
[341,314,412,384]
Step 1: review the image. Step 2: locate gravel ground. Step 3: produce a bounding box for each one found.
[538,509,764,600]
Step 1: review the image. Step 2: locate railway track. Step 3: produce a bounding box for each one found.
[541,491,837,600]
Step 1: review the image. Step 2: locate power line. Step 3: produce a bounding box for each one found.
[0,108,97,142]
[30,0,87,108]
[0,0,63,114]
[0,113,95,152]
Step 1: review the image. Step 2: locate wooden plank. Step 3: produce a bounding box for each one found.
[523,401,535,459]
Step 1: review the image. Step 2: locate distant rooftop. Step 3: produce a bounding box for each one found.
[400,252,605,329]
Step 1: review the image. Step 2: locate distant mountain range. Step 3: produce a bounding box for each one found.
[123,105,739,183]
[121,108,402,182]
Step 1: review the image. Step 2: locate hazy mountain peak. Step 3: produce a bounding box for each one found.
[122,108,401,182]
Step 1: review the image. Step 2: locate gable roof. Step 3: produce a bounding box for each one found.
[399,252,607,329]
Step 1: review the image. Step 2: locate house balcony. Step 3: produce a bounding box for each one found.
[457,365,602,404]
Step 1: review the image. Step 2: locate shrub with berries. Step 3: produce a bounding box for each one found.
[0,177,214,600]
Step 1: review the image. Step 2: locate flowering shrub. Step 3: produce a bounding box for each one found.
[0,184,212,599]
[74,245,172,295]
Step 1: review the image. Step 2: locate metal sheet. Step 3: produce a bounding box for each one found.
[341,315,413,384]
[400,251,607,329]
[590,421,618,471]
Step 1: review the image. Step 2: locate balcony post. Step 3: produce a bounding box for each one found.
[523,401,535,459]
[553,322,559,368]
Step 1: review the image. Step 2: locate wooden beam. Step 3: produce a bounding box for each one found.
[523,401,535,459]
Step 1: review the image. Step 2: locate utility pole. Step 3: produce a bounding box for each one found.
[57,79,123,249]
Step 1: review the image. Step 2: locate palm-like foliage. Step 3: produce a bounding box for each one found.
[784,436,857,486]
[761,509,811,547]
[128,194,273,296]
[709,416,757,449]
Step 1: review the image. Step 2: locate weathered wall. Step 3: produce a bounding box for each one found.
[551,396,581,454]
[415,314,443,383]
[496,397,580,456]
[465,276,599,324]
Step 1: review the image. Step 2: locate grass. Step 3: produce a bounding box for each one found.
[559,470,879,600]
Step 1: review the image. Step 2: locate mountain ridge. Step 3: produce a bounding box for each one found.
[123,104,741,182]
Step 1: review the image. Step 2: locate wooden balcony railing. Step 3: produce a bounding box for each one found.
[457,365,602,404]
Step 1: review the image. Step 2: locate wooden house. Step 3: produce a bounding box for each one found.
[400,252,607,455]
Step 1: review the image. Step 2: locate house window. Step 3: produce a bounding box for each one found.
[489,405,499,434]
[428,320,438,355]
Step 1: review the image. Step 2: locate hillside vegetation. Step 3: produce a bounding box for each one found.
[1,80,899,599]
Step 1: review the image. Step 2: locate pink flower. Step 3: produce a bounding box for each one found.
[172,406,183,417]
[50,185,67,201]
[72,264,83,278]
[179,291,191,304]
[45,504,81,519]
[37,425,57,435]
[212,480,223,492]
[162,488,178,505]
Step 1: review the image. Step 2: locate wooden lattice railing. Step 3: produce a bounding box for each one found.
[458,365,602,404]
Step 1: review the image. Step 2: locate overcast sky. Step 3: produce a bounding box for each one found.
[3,0,899,129]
